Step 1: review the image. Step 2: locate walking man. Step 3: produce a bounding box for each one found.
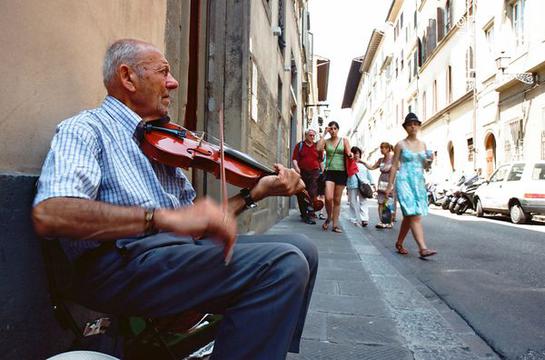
[292,129,323,224]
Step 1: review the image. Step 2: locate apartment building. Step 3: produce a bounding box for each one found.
[344,0,545,181]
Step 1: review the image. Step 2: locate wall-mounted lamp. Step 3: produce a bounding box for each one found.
[495,51,536,85]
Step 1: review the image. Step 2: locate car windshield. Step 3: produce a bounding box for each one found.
[507,163,525,181]
[532,164,545,180]
[490,165,509,182]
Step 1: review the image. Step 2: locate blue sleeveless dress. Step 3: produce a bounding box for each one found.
[395,148,429,216]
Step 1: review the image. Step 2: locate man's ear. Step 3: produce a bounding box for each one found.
[118,64,137,92]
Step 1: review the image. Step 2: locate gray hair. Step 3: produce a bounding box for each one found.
[305,129,316,136]
[102,39,155,88]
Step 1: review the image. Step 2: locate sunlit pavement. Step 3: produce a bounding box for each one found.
[268,204,498,360]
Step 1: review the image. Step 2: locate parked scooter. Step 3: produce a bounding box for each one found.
[443,175,466,211]
[453,174,484,215]
[426,182,445,206]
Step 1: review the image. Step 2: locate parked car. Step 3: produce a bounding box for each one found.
[474,161,545,224]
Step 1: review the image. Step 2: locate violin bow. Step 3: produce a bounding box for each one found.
[218,107,234,265]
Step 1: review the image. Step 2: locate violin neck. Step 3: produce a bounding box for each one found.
[144,124,187,140]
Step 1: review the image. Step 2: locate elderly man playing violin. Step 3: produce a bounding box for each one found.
[32,39,317,359]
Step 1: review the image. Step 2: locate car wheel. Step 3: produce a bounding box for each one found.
[475,199,484,217]
[510,203,528,224]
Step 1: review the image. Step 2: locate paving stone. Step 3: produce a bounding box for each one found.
[300,311,327,341]
[327,313,402,345]
[313,279,338,295]
[310,293,386,317]
[317,268,364,281]
[287,339,414,360]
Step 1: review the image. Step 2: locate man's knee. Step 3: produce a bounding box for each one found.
[273,244,310,288]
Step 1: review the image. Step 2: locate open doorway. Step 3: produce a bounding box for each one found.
[484,133,497,177]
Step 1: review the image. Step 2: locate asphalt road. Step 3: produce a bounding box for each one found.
[361,201,545,360]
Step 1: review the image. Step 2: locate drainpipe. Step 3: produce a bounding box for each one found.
[471,0,477,171]
[184,0,201,131]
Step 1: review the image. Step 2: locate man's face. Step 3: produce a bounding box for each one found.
[305,131,316,142]
[131,48,179,120]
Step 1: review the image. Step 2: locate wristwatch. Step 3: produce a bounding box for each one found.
[240,188,257,210]
[144,207,156,235]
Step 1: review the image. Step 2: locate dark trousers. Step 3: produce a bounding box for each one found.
[297,168,320,218]
[73,232,318,359]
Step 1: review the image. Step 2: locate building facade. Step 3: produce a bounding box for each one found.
[0,1,320,357]
[344,0,545,183]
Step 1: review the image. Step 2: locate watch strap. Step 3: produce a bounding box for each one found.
[240,188,257,209]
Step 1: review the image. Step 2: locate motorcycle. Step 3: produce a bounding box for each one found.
[443,175,466,211]
[453,174,484,215]
[426,182,444,206]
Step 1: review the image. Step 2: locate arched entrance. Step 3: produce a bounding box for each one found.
[447,141,455,172]
[484,133,497,177]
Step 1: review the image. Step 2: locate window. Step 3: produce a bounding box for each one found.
[251,61,258,122]
[467,138,474,161]
[532,164,545,180]
[445,0,452,31]
[422,91,427,120]
[509,0,525,48]
[432,80,438,113]
[278,0,286,53]
[412,50,418,78]
[490,165,510,182]
[542,130,545,160]
[446,65,452,103]
[466,47,475,91]
[484,24,495,56]
[507,163,525,181]
[277,76,283,112]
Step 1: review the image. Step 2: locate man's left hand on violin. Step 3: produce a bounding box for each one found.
[250,164,305,201]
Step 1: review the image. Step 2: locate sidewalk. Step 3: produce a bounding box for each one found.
[265,204,499,360]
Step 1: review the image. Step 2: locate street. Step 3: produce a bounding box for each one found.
[362,201,545,360]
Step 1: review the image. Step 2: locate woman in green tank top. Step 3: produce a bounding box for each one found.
[316,121,353,233]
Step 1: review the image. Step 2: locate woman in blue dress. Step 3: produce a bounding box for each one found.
[386,113,437,258]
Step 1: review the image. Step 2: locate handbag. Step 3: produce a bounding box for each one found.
[357,176,374,198]
[345,156,358,177]
[344,138,358,177]
[377,180,389,192]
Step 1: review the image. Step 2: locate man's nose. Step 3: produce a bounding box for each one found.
[166,73,179,89]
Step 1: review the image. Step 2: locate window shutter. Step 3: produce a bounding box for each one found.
[437,8,445,41]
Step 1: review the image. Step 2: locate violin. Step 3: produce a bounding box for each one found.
[138,118,323,211]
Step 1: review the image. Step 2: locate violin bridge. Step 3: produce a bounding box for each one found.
[197,132,205,147]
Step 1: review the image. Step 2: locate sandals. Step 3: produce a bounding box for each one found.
[376,223,393,229]
[419,249,437,258]
[322,220,330,231]
[332,226,343,233]
[395,243,409,255]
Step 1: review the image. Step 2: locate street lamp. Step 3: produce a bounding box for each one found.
[495,51,536,85]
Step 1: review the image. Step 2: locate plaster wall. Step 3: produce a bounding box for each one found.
[0,0,171,174]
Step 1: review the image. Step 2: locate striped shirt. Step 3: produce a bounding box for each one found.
[33,96,196,260]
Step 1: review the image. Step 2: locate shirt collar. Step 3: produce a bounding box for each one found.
[101,95,143,135]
